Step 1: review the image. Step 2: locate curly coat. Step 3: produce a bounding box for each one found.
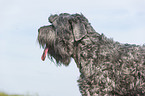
[38,13,145,96]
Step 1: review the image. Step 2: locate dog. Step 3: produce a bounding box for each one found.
[37,13,145,96]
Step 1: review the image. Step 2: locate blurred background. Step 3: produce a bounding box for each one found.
[0,0,145,96]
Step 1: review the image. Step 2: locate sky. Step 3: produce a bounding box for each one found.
[0,0,145,96]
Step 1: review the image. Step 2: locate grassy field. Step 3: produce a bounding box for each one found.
[0,92,39,96]
[0,92,24,96]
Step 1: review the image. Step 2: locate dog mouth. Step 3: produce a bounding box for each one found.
[41,47,49,61]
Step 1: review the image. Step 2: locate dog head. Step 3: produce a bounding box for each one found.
[38,13,90,66]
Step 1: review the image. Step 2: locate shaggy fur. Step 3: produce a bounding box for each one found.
[38,13,145,96]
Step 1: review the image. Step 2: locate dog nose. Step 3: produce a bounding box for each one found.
[38,28,42,35]
[38,28,40,33]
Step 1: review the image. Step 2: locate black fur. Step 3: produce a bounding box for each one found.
[38,13,145,96]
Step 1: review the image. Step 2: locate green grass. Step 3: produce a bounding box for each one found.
[0,92,23,96]
[0,92,39,96]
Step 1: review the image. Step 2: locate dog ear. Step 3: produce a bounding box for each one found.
[49,13,88,41]
[48,14,58,26]
[71,19,87,41]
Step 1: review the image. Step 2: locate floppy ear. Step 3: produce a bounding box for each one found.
[71,20,87,41]
[48,14,58,27]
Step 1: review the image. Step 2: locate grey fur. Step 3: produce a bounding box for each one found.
[38,13,145,96]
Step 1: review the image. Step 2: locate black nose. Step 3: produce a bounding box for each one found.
[38,28,40,33]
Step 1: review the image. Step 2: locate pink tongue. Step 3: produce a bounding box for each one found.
[41,48,48,61]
